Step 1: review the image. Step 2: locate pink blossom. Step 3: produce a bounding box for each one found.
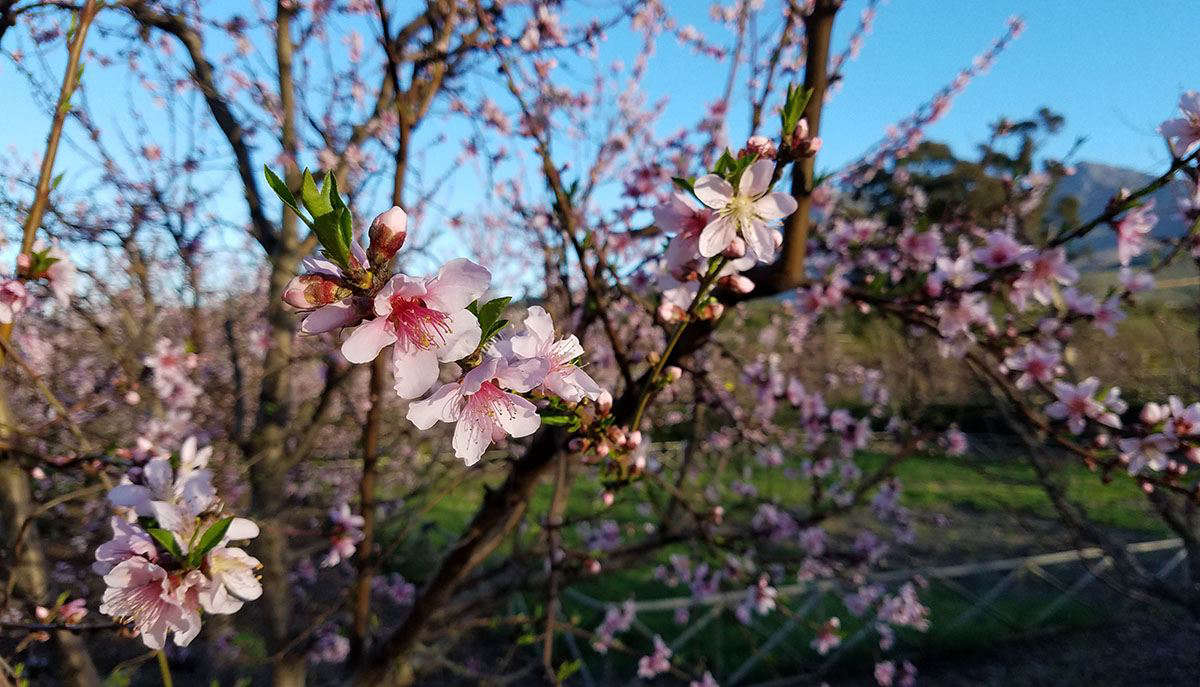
[811,617,842,654]
[1166,396,1200,438]
[654,192,714,279]
[690,671,720,687]
[897,227,941,267]
[93,517,157,575]
[321,503,365,568]
[1118,434,1175,474]
[1158,91,1200,155]
[637,634,672,678]
[1114,201,1157,267]
[1045,378,1108,434]
[0,279,27,324]
[1003,344,1061,390]
[406,356,542,465]
[1012,248,1077,309]
[1092,297,1125,336]
[693,160,798,263]
[972,230,1032,269]
[875,661,897,686]
[501,306,602,403]
[1119,268,1155,294]
[342,258,490,398]
[99,558,201,649]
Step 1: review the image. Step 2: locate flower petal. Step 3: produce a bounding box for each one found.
[452,411,491,466]
[341,317,397,364]
[301,301,362,334]
[693,174,734,209]
[753,191,797,220]
[494,394,541,438]
[392,346,440,399]
[435,309,482,363]
[697,216,737,257]
[738,159,775,197]
[425,258,491,312]
[406,383,463,429]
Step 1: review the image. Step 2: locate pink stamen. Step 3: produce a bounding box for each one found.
[388,296,452,350]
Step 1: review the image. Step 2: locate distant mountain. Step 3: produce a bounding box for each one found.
[1049,161,1191,269]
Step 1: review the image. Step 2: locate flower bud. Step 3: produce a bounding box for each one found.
[626,430,643,449]
[719,274,755,294]
[367,206,408,267]
[586,559,602,574]
[699,302,724,320]
[1141,402,1166,425]
[664,366,682,382]
[723,237,746,259]
[741,135,777,160]
[601,490,615,507]
[596,390,613,414]
[282,273,351,310]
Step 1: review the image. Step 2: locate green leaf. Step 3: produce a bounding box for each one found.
[671,176,695,194]
[338,206,355,254]
[263,166,305,220]
[51,172,65,190]
[481,319,508,346]
[312,210,351,268]
[474,297,511,332]
[781,84,814,139]
[188,516,234,566]
[147,528,183,560]
[516,632,536,646]
[539,413,575,427]
[556,660,582,681]
[299,169,333,219]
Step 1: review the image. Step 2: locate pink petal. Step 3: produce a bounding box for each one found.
[391,346,440,399]
[301,301,361,334]
[425,258,491,312]
[697,216,737,258]
[435,309,482,363]
[754,191,798,220]
[341,317,396,364]
[453,412,491,465]
[493,394,541,438]
[693,174,734,209]
[738,159,775,197]
[406,383,463,429]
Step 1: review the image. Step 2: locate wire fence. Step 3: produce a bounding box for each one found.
[553,538,1186,686]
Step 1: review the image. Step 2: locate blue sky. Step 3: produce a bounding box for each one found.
[2,0,1198,274]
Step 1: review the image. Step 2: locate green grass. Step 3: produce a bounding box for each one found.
[379,447,1169,682]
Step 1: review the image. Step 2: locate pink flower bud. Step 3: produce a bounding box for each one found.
[720,274,755,294]
[699,302,724,320]
[16,253,31,271]
[596,390,613,414]
[664,366,682,382]
[601,491,615,507]
[367,206,408,267]
[586,559,602,574]
[723,237,746,258]
[1141,402,1166,425]
[741,135,777,160]
[626,430,643,448]
[282,273,350,309]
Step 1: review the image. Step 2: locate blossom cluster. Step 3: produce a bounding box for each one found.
[278,169,608,465]
[96,438,261,649]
